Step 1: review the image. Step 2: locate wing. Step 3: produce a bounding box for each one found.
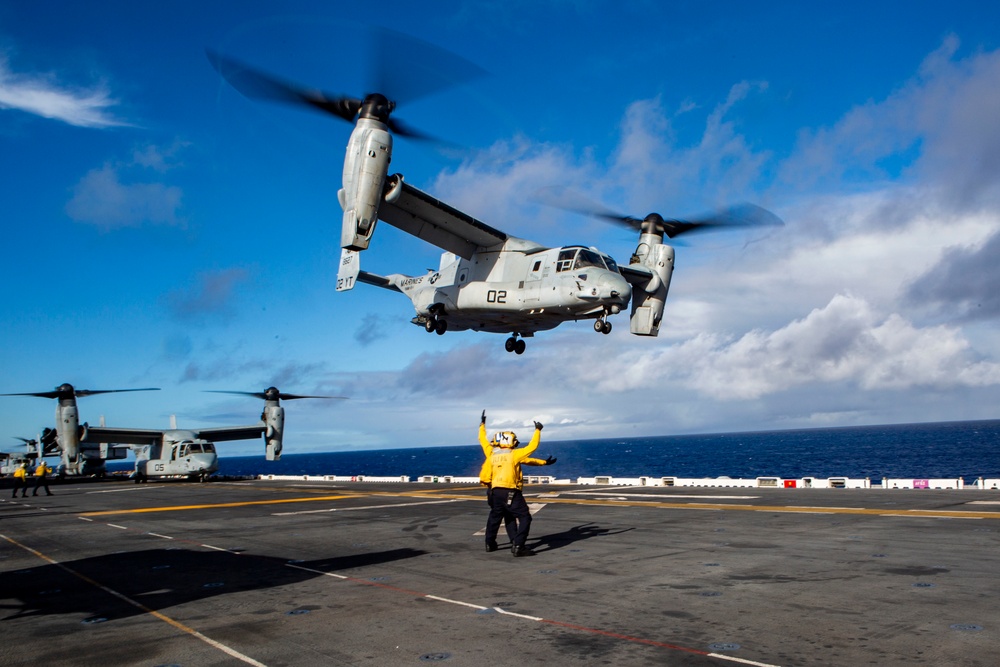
[193,424,266,442]
[83,427,165,446]
[378,177,508,259]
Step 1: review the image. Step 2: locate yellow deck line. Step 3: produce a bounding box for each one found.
[405,489,1000,520]
[77,485,1000,521]
[79,493,356,516]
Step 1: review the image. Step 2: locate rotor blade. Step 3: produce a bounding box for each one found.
[75,388,161,397]
[666,204,785,238]
[207,49,362,123]
[205,390,347,401]
[533,186,644,229]
[370,26,486,105]
[0,387,159,399]
[536,187,783,239]
[386,117,439,142]
[278,393,347,401]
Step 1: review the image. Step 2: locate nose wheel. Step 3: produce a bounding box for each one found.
[505,335,526,354]
[594,316,612,334]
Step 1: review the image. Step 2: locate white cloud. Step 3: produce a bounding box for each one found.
[65,163,184,230]
[65,142,190,230]
[0,56,130,128]
[779,35,1000,211]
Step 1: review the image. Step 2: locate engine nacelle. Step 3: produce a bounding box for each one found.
[340,121,393,251]
[629,243,674,336]
[57,403,80,465]
[263,404,285,461]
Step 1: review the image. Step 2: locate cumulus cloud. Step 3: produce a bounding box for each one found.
[612,83,772,211]
[907,230,1000,321]
[65,163,184,230]
[65,143,188,230]
[0,56,130,128]
[431,137,596,233]
[779,35,1000,212]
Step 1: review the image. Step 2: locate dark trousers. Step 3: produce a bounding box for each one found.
[485,487,531,548]
[12,479,27,497]
[485,486,516,543]
[33,476,52,496]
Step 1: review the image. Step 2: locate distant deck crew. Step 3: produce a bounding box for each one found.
[478,410,553,556]
[11,463,28,497]
[33,460,53,496]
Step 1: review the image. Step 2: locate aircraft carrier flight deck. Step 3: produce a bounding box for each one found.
[2,478,998,666]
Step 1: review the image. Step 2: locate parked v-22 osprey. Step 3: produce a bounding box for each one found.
[210,47,781,354]
[0,384,337,481]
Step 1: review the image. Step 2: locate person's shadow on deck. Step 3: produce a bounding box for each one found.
[528,522,634,553]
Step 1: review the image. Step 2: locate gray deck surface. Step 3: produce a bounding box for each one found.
[2,478,998,666]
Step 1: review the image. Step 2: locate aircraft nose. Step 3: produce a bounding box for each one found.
[600,271,631,303]
[193,453,218,471]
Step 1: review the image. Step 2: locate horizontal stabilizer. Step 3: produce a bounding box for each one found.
[358,271,402,292]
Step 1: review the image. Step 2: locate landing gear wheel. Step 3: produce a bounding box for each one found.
[424,319,436,333]
[602,321,612,334]
[594,319,605,333]
[505,337,517,353]
[435,319,447,335]
[514,339,526,355]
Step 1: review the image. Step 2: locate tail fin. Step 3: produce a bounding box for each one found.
[337,248,361,291]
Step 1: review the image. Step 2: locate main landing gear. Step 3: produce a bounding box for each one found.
[422,305,447,335]
[504,334,526,355]
[423,313,447,335]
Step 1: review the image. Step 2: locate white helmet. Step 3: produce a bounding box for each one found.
[492,431,518,448]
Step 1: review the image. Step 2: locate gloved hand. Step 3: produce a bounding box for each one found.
[545,456,557,465]
[481,410,486,425]
[534,421,543,431]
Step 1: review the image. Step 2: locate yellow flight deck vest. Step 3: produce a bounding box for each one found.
[487,429,541,490]
[14,467,26,481]
[35,463,51,477]
[479,424,545,486]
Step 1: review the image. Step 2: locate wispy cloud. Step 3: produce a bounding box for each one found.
[0,56,130,128]
[166,268,250,322]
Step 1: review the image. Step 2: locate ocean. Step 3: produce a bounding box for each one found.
[107,419,1000,482]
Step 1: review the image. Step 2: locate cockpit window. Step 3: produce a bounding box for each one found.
[556,249,576,272]
[203,443,216,453]
[603,255,618,273]
[573,249,607,270]
[188,443,203,453]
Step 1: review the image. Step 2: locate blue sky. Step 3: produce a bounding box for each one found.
[4,1,1000,458]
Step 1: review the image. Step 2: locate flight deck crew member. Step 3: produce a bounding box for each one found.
[11,463,28,497]
[479,411,550,556]
[33,460,53,496]
[478,411,555,548]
